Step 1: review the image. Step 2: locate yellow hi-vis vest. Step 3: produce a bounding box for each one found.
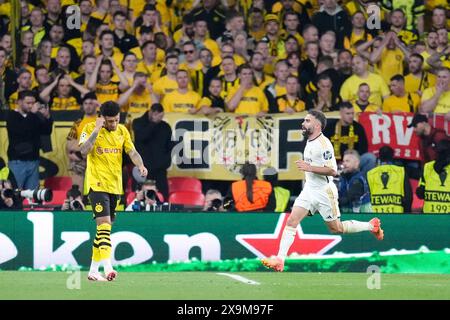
[274,186,290,212]
[419,161,450,214]
[367,164,405,213]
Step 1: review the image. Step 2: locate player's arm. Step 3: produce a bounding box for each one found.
[296,160,337,176]
[128,148,148,177]
[80,117,104,156]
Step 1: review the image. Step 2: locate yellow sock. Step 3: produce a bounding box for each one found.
[94,223,112,261]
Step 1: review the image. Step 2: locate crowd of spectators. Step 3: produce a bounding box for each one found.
[0,0,449,213]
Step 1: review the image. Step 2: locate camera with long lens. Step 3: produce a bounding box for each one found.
[70,199,83,210]
[2,188,53,203]
[145,189,158,202]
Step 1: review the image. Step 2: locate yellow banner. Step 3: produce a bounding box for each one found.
[0,112,340,181]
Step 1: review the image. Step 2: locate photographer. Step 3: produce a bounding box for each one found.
[61,185,86,211]
[203,189,227,212]
[125,180,164,212]
[0,180,19,209]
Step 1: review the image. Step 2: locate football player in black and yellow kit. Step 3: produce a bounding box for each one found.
[79,101,147,281]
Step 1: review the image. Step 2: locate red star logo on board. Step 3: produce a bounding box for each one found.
[236,213,342,258]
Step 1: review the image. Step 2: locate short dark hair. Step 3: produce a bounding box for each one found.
[150,103,164,113]
[100,101,120,116]
[409,53,424,62]
[18,90,36,100]
[82,91,97,103]
[99,30,114,41]
[308,110,327,130]
[390,74,404,82]
[339,101,354,110]
[379,146,394,162]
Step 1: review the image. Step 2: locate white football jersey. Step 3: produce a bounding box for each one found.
[302,133,337,188]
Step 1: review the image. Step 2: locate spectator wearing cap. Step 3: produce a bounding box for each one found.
[190,0,226,40]
[262,13,285,60]
[408,113,449,165]
[420,67,450,116]
[132,103,173,200]
[382,75,420,113]
[66,92,99,188]
[311,0,351,49]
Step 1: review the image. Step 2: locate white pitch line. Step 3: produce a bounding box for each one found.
[216,273,261,285]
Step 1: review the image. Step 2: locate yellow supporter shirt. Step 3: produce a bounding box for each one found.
[377,48,404,84]
[227,86,269,114]
[276,95,305,112]
[255,74,275,90]
[136,60,165,84]
[162,90,201,112]
[382,93,420,113]
[122,90,152,113]
[8,91,18,110]
[80,123,135,195]
[344,31,373,55]
[352,101,379,113]
[220,77,240,100]
[152,75,178,97]
[421,87,450,114]
[67,116,97,142]
[404,72,436,96]
[96,82,120,104]
[51,96,80,111]
[340,73,390,107]
[274,84,287,98]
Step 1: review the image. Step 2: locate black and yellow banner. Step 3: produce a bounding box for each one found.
[0,112,340,181]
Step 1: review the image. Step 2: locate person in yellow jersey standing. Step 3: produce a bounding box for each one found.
[79,101,148,281]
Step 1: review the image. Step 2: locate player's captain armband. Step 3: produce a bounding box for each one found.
[323,150,333,160]
[79,131,88,145]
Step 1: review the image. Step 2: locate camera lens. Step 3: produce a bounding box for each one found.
[71,200,82,210]
[2,189,14,198]
[145,189,156,201]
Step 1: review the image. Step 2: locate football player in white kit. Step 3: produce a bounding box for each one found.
[262,110,384,272]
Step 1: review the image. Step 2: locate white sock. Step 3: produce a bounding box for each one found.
[102,259,113,274]
[277,226,297,259]
[89,260,100,274]
[342,220,371,233]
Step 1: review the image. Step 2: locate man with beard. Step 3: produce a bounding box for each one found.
[407,113,449,165]
[404,54,436,96]
[261,110,384,272]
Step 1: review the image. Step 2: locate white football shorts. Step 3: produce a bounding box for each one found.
[293,183,341,222]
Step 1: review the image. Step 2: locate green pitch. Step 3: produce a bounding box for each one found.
[0,271,449,300]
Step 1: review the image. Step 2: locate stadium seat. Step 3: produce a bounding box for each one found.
[168,177,202,194]
[410,179,424,212]
[44,176,73,191]
[169,191,205,206]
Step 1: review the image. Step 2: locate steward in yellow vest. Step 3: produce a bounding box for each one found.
[416,140,450,213]
[263,167,291,212]
[417,162,450,213]
[367,146,412,213]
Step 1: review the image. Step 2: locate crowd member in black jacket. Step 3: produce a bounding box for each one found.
[6,90,53,190]
[132,103,173,200]
[311,0,351,49]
